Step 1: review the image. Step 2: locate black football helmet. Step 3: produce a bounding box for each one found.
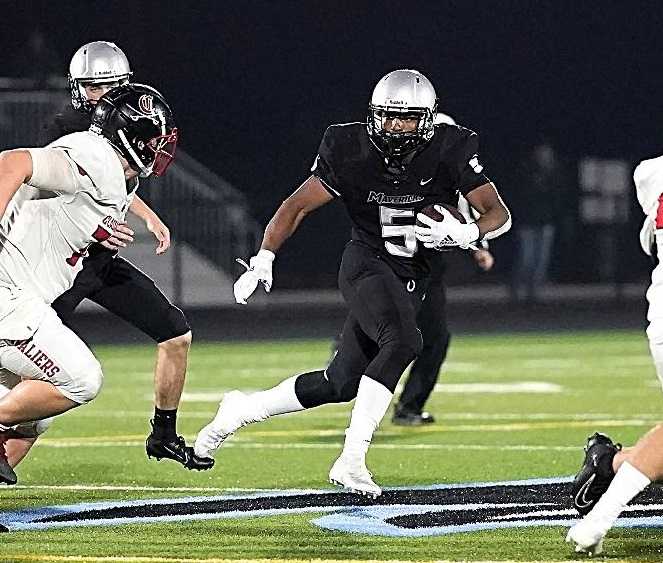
[90,83,178,177]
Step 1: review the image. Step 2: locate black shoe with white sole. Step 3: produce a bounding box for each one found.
[571,432,621,515]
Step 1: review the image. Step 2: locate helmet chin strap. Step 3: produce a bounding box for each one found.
[117,129,153,177]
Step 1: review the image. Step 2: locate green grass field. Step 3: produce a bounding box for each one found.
[1,330,663,562]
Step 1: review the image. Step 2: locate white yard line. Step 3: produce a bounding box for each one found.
[1,557,605,563]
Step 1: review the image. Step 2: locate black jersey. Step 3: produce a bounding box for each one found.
[311,122,490,279]
[45,103,92,142]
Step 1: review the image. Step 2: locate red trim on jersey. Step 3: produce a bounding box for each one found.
[92,226,111,242]
[656,193,663,229]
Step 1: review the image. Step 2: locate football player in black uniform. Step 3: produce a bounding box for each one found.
[2,42,212,472]
[194,69,511,497]
[393,231,494,426]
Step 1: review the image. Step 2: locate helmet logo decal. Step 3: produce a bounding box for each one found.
[138,94,155,115]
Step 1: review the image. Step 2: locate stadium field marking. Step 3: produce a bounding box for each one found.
[177,381,562,403]
[37,418,653,448]
[0,557,606,563]
[67,410,663,422]
[27,438,600,453]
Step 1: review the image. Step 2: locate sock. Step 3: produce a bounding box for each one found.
[343,376,393,459]
[251,375,305,417]
[152,407,178,439]
[587,461,651,532]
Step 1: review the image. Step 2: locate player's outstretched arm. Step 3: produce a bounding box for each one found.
[233,176,333,304]
[0,150,33,219]
[129,196,171,255]
[262,175,334,252]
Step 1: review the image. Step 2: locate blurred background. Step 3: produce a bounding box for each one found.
[1,0,661,341]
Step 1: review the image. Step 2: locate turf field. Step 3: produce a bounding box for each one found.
[1,330,663,562]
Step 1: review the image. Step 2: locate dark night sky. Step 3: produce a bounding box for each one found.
[3,1,663,284]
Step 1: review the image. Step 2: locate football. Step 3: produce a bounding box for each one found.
[416,203,466,226]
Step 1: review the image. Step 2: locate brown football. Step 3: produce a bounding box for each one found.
[416,203,466,226]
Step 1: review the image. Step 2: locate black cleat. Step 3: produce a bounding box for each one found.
[571,432,621,515]
[0,435,17,486]
[146,426,215,471]
[391,408,436,426]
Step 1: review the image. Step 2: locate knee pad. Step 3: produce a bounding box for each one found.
[68,358,104,404]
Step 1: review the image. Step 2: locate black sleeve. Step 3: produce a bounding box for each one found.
[44,105,91,143]
[310,127,342,198]
[453,131,491,195]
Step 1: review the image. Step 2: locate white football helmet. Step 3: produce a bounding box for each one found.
[68,41,132,112]
[367,69,437,157]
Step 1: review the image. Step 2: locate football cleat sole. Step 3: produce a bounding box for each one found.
[329,477,381,499]
[146,433,214,471]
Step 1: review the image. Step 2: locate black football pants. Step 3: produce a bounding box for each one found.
[295,241,424,408]
[396,273,450,413]
[52,248,190,343]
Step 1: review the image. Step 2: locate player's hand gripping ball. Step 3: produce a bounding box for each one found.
[415,203,479,251]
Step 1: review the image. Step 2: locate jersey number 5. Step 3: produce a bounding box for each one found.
[380,206,417,258]
[66,225,112,266]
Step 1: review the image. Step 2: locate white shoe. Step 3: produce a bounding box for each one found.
[329,454,382,498]
[194,391,267,458]
[566,518,607,556]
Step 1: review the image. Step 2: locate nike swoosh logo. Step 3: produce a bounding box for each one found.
[420,178,433,186]
[574,474,596,508]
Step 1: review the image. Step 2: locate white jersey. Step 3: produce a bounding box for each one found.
[634,155,663,221]
[634,155,663,257]
[0,131,135,339]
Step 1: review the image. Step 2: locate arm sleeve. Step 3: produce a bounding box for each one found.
[453,132,491,195]
[310,127,342,198]
[26,148,87,195]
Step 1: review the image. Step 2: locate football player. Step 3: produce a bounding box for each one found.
[0,84,200,484]
[393,115,494,424]
[194,69,511,497]
[566,154,663,555]
[1,42,210,473]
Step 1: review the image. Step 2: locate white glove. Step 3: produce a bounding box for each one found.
[414,205,480,250]
[233,249,275,304]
